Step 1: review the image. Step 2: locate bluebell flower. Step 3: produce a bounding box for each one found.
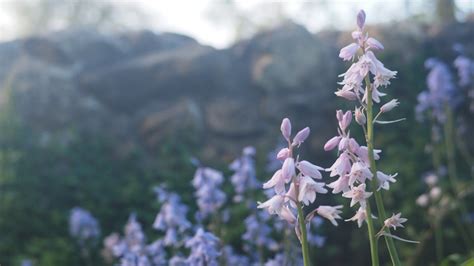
[192,166,226,220]
[153,187,192,247]
[185,228,220,266]
[69,207,100,246]
[229,146,260,203]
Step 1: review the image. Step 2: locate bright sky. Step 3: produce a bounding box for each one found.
[127,0,474,48]
[0,0,473,48]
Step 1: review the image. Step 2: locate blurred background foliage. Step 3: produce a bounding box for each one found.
[0,0,473,265]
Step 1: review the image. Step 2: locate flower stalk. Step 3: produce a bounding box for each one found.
[365,76,402,266]
[296,201,311,266]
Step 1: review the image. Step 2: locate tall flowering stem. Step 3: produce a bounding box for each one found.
[331,9,411,266]
[365,75,401,266]
[258,118,343,266]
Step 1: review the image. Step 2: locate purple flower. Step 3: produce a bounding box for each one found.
[106,214,168,266]
[192,166,226,220]
[69,207,100,245]
[229,146,260,202]
[185,228,221,266]
[416,58,460,123]
[152,187,192,247]
[454,55,473,86]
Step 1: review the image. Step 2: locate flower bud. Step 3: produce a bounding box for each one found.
[354,107,366,125]
[380,99,399,113]
[366,37,384,50]
[280,118,291,141]
[338,111,352,131]
[281,158,295,182]
[324,136,342,151]
[357,10,366,29]
[336,110,343,122]
[292,127,310,146]
[276,148,290,160]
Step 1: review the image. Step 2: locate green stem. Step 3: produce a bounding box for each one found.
[365,199,380,266]
[443,106,459,193]
[434,222,443,263]
[365,75,402,266]
[443,106,474,242]
[297,202,311,266]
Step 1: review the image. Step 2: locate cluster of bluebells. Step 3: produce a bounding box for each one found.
[153,186,192,247]
[104,214,167,266]
[242,210,279,258]
[192,162,226,221]
[328,10,407,231]
[258,118,343,232]
[416,45,474,123]
[104,191,221,265]
[229,146,260,203]
[453,45,474,111]
[416,59,459,123]
[102,145,326,266]
[69,207,100,247]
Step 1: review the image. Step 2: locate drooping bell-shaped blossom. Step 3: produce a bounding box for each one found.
[69,207,100,246]
[348,162,373,186]
[229,146,260,202]
[298,176,327,206]
[185,228,221,266]
[380,99,400,113]
[192,165,226,220]
[342,183,372,208]
[327,174,350,194]
[376,171,397,191]
[262,169,286,194]
[257,194,285,215]
[152,187,192,247]
[328,151,352,178]
[315,205,343,226]
[345,207,368,228]
[339,43,360,61]
[297,160,324,179]
[384,213,408,230]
